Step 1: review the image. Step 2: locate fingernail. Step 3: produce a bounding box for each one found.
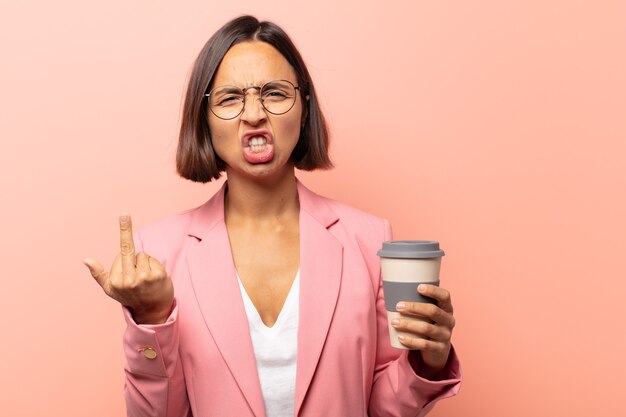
[396,302,406,310]
[398,335,406,341]
[391,318,400,326]
[418,284,426,292]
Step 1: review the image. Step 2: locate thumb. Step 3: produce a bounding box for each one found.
[83,258,110,291]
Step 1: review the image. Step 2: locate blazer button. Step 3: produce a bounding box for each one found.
[143,347,157,360]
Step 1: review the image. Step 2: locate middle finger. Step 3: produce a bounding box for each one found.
[119,213,136,275]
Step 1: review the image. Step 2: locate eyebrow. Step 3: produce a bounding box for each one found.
[263,81,289,90]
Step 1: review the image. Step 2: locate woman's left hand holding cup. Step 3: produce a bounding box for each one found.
[393,284,456,379]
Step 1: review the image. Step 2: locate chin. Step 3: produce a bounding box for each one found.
[249,160,294,179]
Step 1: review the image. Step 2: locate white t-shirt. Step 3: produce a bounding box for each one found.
[237,271,300,417]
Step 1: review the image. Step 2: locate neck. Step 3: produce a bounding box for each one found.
[224,168,299,222]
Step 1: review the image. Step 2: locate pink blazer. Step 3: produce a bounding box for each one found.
[122,180,461,417]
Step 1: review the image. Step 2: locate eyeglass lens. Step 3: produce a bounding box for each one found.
[208,80,297,119]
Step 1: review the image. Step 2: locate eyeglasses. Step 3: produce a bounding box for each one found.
[205,79,300,120]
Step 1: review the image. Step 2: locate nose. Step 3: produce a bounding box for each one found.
[240,89,267,125]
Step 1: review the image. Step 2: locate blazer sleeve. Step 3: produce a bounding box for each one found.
[121,232,191,417]
[368,219,462,417]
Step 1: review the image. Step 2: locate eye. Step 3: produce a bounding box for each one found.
[262,89,289,101]
[217,94,243,106]
[267,89,287,96]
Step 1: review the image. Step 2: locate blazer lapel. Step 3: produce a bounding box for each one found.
[186,184,265,417]
[294,181,343,416]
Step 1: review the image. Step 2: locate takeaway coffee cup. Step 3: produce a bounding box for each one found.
[377,240,445,349]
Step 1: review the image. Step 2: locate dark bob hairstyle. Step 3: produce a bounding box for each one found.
[176,15,333,183]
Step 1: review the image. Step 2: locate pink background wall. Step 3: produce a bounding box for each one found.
[1,1,625,415]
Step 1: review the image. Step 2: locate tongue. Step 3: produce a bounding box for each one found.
[243,144,274,163]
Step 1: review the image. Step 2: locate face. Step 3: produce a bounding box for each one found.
[208,41,304,181]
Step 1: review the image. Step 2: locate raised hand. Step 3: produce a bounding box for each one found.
[84,214,174,324]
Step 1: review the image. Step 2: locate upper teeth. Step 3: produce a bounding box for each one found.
[249,137,267,146]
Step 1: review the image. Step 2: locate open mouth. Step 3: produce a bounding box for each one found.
[247,136,268,153]
[241,130,274,164]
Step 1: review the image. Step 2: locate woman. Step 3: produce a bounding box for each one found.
[84,15,461,417]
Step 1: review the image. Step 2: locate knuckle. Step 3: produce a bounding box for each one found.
[110,279,125,292]
[120,242,134,255]
[419,339,431,350]
[414,337,428,350]
[152,269,167,280]
[410,302,423,314]
[122,274,137,288]
[127,279,141,290]
[135,270,149,282]
[421,321,434,336]
[424,341,437,353]
[408,318,423,332]
[404,320,414,331]
[436,341,448,352]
